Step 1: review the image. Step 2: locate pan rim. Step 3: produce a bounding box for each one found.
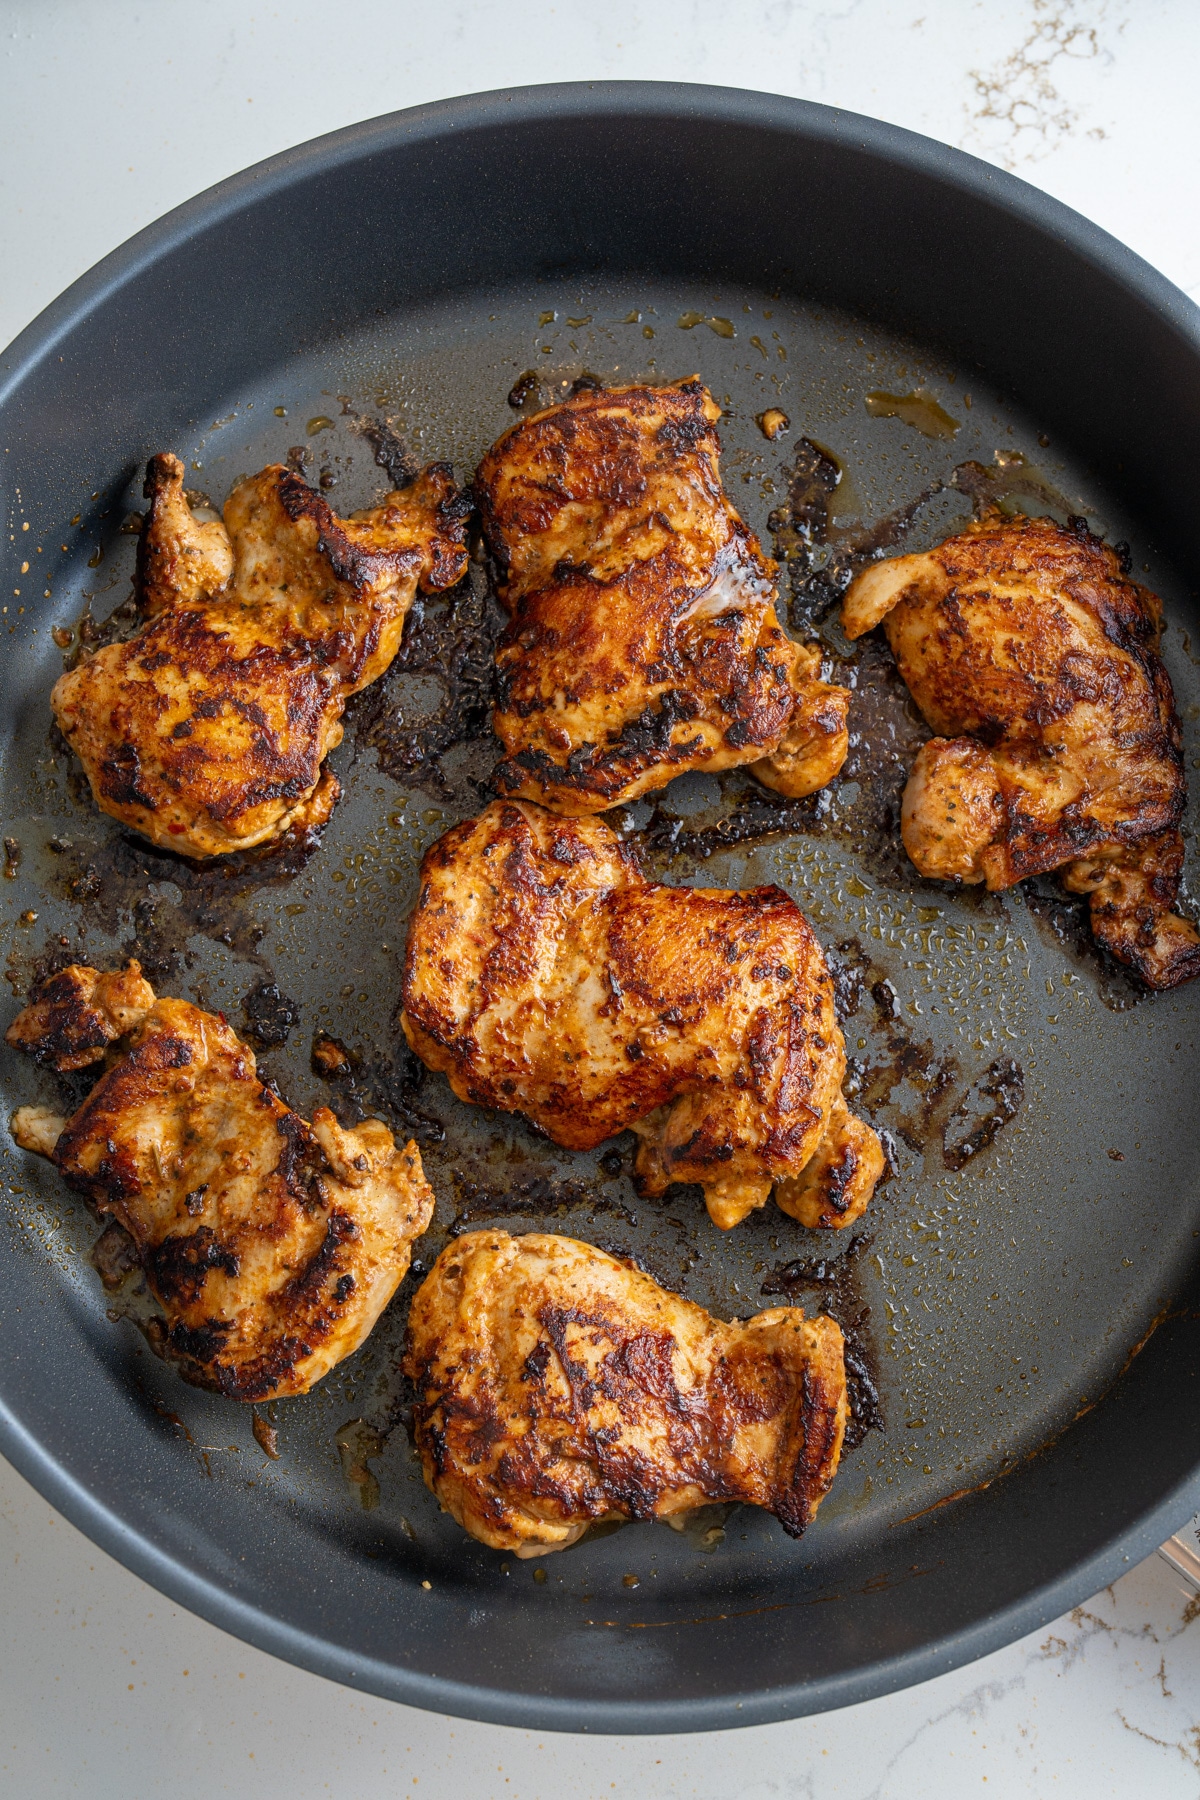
[3,78,1200,1733]
[4,78,1199,382]
[5,1385,1199,1733]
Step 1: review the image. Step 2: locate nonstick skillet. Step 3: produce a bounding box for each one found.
[2,82,1200,1735]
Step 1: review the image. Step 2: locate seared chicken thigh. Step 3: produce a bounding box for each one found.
[401,800,883,1231]
[476,379,850,813]
[52,452,470,858]
[843,510,1200,988]
[7,963,433,1399]
[404,1230,848,1556]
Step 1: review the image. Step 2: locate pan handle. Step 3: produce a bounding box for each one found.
[1158,1521,1200,1590]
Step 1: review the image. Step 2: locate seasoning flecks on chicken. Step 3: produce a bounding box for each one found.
[475,379,850,814]
[842,509,1200,988]
[6,962,434,1399]
[403,1230,848,1557]
[51,451,470,858]
[400,800,883,1231]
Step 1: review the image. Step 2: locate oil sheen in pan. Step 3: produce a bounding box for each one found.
[2,278,1198,1593]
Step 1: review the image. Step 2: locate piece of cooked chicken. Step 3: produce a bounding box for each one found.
[6,962,434,1399]
[475,378,850,814]
[842,509,1200,988]
[403,1229,848,1556]
[51,451,470,858]
[400,799,884,1231]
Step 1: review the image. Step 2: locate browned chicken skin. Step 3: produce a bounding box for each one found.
[400,799,883,1231]
[404,1230,848,1556]
[51,452,470,858]
[6,963,433,1399]
[842,510,1200,988]
[476,379,850,813]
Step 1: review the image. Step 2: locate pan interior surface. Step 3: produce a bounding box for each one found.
[2,87,1200,1731]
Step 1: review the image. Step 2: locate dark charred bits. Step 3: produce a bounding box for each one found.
[769,437,840,567]
[640,786,815,863]
[357,416,419,490]
[761,1232,884,1450]
[1021,878,1147,1012]
[314,1035,444,1146]
[48,827,322,987]
[4,948,60,1025]
[942,1059,1024,1171]
[508,370,541,409]
[56,591,141,672]
[832,938,960,1156]
[773,442,945,635]
[352,562,505,806]
[871,978,899,1020]
[332,399,422,490]
[240,982,299,1048]
[449,1174,637,1237]
[823,939,868,1022]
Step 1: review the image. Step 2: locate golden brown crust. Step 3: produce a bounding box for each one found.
[11,1106,67,1158]
[402,1230,848,1555]
[52,452,470,858]
[899,738,1004,884]
[4,961,156,1070]
[750,647,852,798]
[136,453,235,617]
[775,1091,886,1230]
[842,511,1199,987]
[400,799,882,1230]
[1061,831,1200,988]
[476,379,848,813]
[7,966,433,1399]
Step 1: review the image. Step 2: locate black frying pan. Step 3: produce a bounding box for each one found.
[2,83,1200,1734]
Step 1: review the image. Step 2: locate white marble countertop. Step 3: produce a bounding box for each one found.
[2,2,1200,1793]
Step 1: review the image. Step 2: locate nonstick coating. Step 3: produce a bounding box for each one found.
[3,84,1200,1734]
